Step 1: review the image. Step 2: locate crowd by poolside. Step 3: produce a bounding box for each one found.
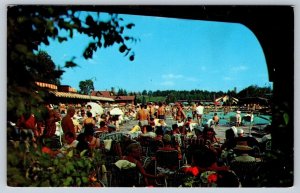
[7,101,272,187]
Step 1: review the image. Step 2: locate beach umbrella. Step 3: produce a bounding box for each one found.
[86,102,104,117]
[110,107,124,115]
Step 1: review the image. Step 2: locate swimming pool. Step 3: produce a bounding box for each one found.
[185,111,271,126]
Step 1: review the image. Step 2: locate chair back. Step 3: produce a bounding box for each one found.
[139,136,162,156]
[155,150,180,170]
[110,164,141,187]
[101,132,124,141]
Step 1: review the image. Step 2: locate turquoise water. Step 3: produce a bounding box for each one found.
[184,111,271,126]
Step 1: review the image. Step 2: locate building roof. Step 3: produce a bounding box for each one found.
[114,95,135,101]
[50,91,114,102]
[91,91,114,98]
[91,91,135,102]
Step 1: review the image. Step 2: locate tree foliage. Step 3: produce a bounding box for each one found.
[237,85,272,99]
[7,5,137,119]
[7,142,105,187]
[133,85,272,104]
[34,51,63,85]
[117,88,127,96]
[79,79,95,95]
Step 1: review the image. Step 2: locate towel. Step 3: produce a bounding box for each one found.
[129,125,141,133]
[103,139,112,151]
[114,160,136,170]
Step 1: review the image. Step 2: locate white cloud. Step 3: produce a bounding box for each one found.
[223,76,233,81]
[230,65,248,73]
[186,77,198,82]
[162,73,183,79]
[160,81,175,86]
[200,66,206,71]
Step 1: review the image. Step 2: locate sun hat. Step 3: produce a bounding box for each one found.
[237,128,244,135]
[162,134,172,142]
[234,141,253,151]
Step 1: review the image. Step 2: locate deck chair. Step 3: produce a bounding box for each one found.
[154,149,181,176]
[110,164,142,187]
[170,166,195,187]
[139,136,162,157]
[153,149,181,187]
[138,136,152,156]
[101,132,124,141]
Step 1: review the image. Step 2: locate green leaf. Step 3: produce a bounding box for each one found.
[72,18,81,28]
[15,44,28,54]
[129,54,135,61]
[82,176,89,184]
[9,174,29,186]
[76,177,82,186]
[51,173,59,183]
[69,29,74,38]
[81,171,88,177]
[58,36,68,43]
[77,160,84,168]
[65,61,77,68]
[53,159,59,166]
[66,161,75,172]
[40,179,51,187]
[86,15,94,26]
[126,23,135,29]
[80,149,88,157]
[63,176,73,186]
[89,42,97,51]
[119,45,127,53]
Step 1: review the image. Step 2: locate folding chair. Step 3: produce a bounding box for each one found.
[139,136,162,157]
[155,150,181,172]
[154,149,181,187]
[138,136,152,156]
[110,164,142,187]
[170,166,193,187]
[101,132,124,141]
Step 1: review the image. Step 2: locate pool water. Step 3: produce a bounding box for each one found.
[185,111,271,126]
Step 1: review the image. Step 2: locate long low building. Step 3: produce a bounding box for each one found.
[49,91,114,102]
[36,82,115,104]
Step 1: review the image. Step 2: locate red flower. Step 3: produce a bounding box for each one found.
[183,166,199,176]
[207,173,218,183]
[191,167,199,176]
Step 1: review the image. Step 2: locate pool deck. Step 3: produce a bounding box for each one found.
[119,115,267,143]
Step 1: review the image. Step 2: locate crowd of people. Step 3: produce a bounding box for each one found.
[7,101,271,187]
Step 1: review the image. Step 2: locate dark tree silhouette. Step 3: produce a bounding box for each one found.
[7,5,137,118]
[79,79,95,95]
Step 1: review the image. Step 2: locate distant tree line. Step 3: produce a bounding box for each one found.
[117,85,273,104]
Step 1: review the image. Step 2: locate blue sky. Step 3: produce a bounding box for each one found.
[39,12,271,93]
